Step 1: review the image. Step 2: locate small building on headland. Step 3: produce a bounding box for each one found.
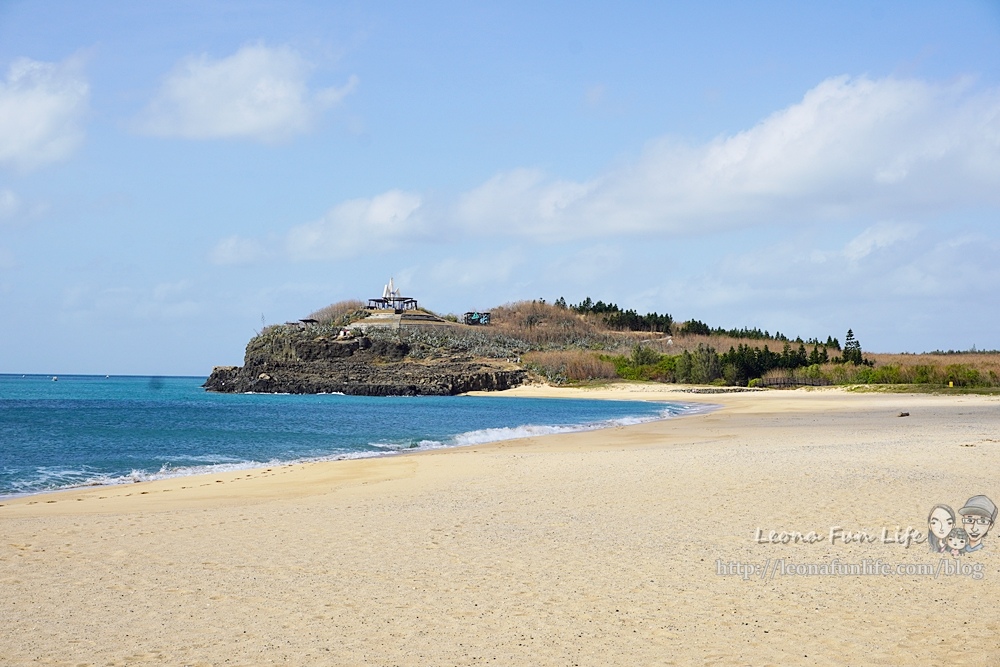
[351,278,489,332]
[367,277,418,313]
[284,318,320,329]
[463,311,491,326]
[350,278,445,333]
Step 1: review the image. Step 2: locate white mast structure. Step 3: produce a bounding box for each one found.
[370,277,416,311]
[382,277,400,301]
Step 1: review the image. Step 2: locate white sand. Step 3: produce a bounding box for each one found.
[1,385,998,665]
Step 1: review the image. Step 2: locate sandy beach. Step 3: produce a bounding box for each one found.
[2,384,999,666]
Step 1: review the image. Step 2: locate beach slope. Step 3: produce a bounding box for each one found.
[1,386,998,665]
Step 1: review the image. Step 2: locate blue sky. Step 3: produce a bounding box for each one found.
[1,1,999,374]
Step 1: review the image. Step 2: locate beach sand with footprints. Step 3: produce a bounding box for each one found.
[2,385,999,665]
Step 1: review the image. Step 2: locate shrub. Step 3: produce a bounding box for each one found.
[944,364,982,387]
[801,364,823,380]
[522,350,618,383]
[911,365,935,384]
[631,344,660,367]
[489,301,621,348]
[308,300,365,326]
[868,365,903,384]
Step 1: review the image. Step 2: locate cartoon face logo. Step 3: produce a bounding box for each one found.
[927,504,956,553]
[945,527,968,555]
[959,495,996,553]
[931,496,996,555]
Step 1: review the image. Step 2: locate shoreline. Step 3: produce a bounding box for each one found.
[0,382,980,516]
[0,383,988,514]
[0,384,711,508]
[3,383,999,664]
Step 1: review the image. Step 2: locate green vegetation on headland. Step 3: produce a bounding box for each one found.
[356,299,999,389]
[215,297,999,394]
[526,297,1000,389]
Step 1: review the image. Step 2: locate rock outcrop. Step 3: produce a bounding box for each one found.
[204,325,527,396]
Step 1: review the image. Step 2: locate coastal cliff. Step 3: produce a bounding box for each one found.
[204,323,527,396]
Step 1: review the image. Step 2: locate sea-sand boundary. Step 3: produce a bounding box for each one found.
[2,384,999,665]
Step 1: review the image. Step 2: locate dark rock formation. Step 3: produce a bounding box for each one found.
[204,327,527,396]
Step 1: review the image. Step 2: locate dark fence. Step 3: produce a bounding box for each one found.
[758,377,833,388]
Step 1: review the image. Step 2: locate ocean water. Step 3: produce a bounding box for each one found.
[0,374,703,498]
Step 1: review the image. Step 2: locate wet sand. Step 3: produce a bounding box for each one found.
[1,385,998,665]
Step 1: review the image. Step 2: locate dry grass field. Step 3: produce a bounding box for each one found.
[303,299,998,388]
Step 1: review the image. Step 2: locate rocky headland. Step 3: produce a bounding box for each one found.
[203,320,528,396]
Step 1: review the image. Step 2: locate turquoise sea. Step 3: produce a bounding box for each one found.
[0,374,703,498]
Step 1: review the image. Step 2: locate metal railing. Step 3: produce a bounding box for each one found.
[758,377,832,388]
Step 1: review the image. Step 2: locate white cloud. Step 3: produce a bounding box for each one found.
[454,75,1000,240]
[0,188,20,220]
[637,225,1000,348]
[210,235,269,266]
[455,168,591,241]
[214,75,1000,282]
[711,227,923,299]
[539,244,623,286]
[0,188,48,225]
[842,221,919,261]
[62,280,206,322]
[139,44,357,142]
[425,247,526,289]
[285,190,423,260]
[0,56,89,170]
[139,280,204,319]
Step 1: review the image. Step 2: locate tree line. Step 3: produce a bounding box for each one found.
[554,296,673,334]
[681,318,842,349]
[608,329,870,386]
[551,296,871,382]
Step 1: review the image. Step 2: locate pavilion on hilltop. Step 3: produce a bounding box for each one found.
[367,277,418,312]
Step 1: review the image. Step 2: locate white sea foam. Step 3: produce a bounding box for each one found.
[157,454,247,464]
[371,401,714,451]
[1,400,715,500]
[8,466,96,491]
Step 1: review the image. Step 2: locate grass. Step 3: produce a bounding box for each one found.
[522,350,618,384]
[293,297,999,390]
[308,300,366,326]
[845,384,1000,395]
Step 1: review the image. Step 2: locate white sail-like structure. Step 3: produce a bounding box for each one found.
[370,277,415,311]
[383,277,402,299]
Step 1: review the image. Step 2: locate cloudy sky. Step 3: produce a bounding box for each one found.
[1,1,999,374]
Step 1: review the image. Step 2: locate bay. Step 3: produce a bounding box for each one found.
[0,374,701,498]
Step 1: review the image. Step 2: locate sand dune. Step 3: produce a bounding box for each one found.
[2,385,998,665]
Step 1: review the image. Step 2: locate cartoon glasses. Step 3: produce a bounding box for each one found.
[962,516,993,525]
